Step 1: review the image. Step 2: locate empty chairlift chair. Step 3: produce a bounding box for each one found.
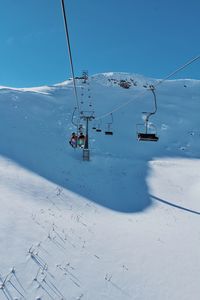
[137,124,159,141]
[105,113,113,135]
[137,85,159,142]
[96,120,102,132]
[92,121,97,130]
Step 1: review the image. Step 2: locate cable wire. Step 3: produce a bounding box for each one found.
[156,54,200,86]
[61,0,80,113]
[95,54,200,120]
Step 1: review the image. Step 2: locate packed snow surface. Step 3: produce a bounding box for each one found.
[0,72,200,299]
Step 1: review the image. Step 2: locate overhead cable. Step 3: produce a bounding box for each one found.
[96,54,200,120]
[61,0,80,113]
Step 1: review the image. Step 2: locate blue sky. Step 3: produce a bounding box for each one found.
[0,0,200,87]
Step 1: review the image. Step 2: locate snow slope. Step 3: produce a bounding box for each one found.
[0,73,200,299]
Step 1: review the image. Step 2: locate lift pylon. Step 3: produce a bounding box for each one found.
[80,111,95,161]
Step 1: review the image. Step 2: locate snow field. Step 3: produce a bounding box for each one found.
[0,73,200,299]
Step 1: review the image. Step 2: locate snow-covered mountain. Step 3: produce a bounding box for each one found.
[0,72,200,300]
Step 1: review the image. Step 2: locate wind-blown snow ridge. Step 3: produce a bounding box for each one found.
[92,71,155,81]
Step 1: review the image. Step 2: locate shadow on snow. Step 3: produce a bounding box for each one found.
[0,87,198,213]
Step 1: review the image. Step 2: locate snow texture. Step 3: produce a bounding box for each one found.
[0,72,200,299]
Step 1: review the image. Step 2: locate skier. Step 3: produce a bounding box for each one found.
[69,132,77,148]
[77,133,85,148]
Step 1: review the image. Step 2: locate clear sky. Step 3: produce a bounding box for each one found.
[0,0,200,87]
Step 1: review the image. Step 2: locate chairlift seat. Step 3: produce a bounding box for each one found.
[96,129,102,132]
[105,131,113,135]
[137,133,159,142]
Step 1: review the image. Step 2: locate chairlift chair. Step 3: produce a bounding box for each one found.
[91,115,97,129]
[92,120,97,130]
[137,123,158,141]
[137,86,159,142]
[105,130,113,135]
[96,120,102,132]
[138,133,158,142]
[77,134,85,148]
[105,123,113,135]
[96,127,102,133]
[104,113,113,135]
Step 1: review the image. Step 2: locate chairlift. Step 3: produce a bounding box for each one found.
[105,124,113,135]
[137,85,159,142]
[82,70,88,84]
[69,131,86,149]
[105,113,113,135]
[92,120,97,130]
[77,133,86,148]
[96,127,102,133]
[70,124,86,149]
[137,123,158,141]
[96,120,102,132]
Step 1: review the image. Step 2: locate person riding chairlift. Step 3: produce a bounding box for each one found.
[77,132,85,148]
[69,132,77,148]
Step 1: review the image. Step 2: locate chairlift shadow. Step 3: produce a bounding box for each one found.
[150,195,200,216]
[0,88,150,213]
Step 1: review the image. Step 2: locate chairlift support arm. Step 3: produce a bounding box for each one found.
[144,85,157,123]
